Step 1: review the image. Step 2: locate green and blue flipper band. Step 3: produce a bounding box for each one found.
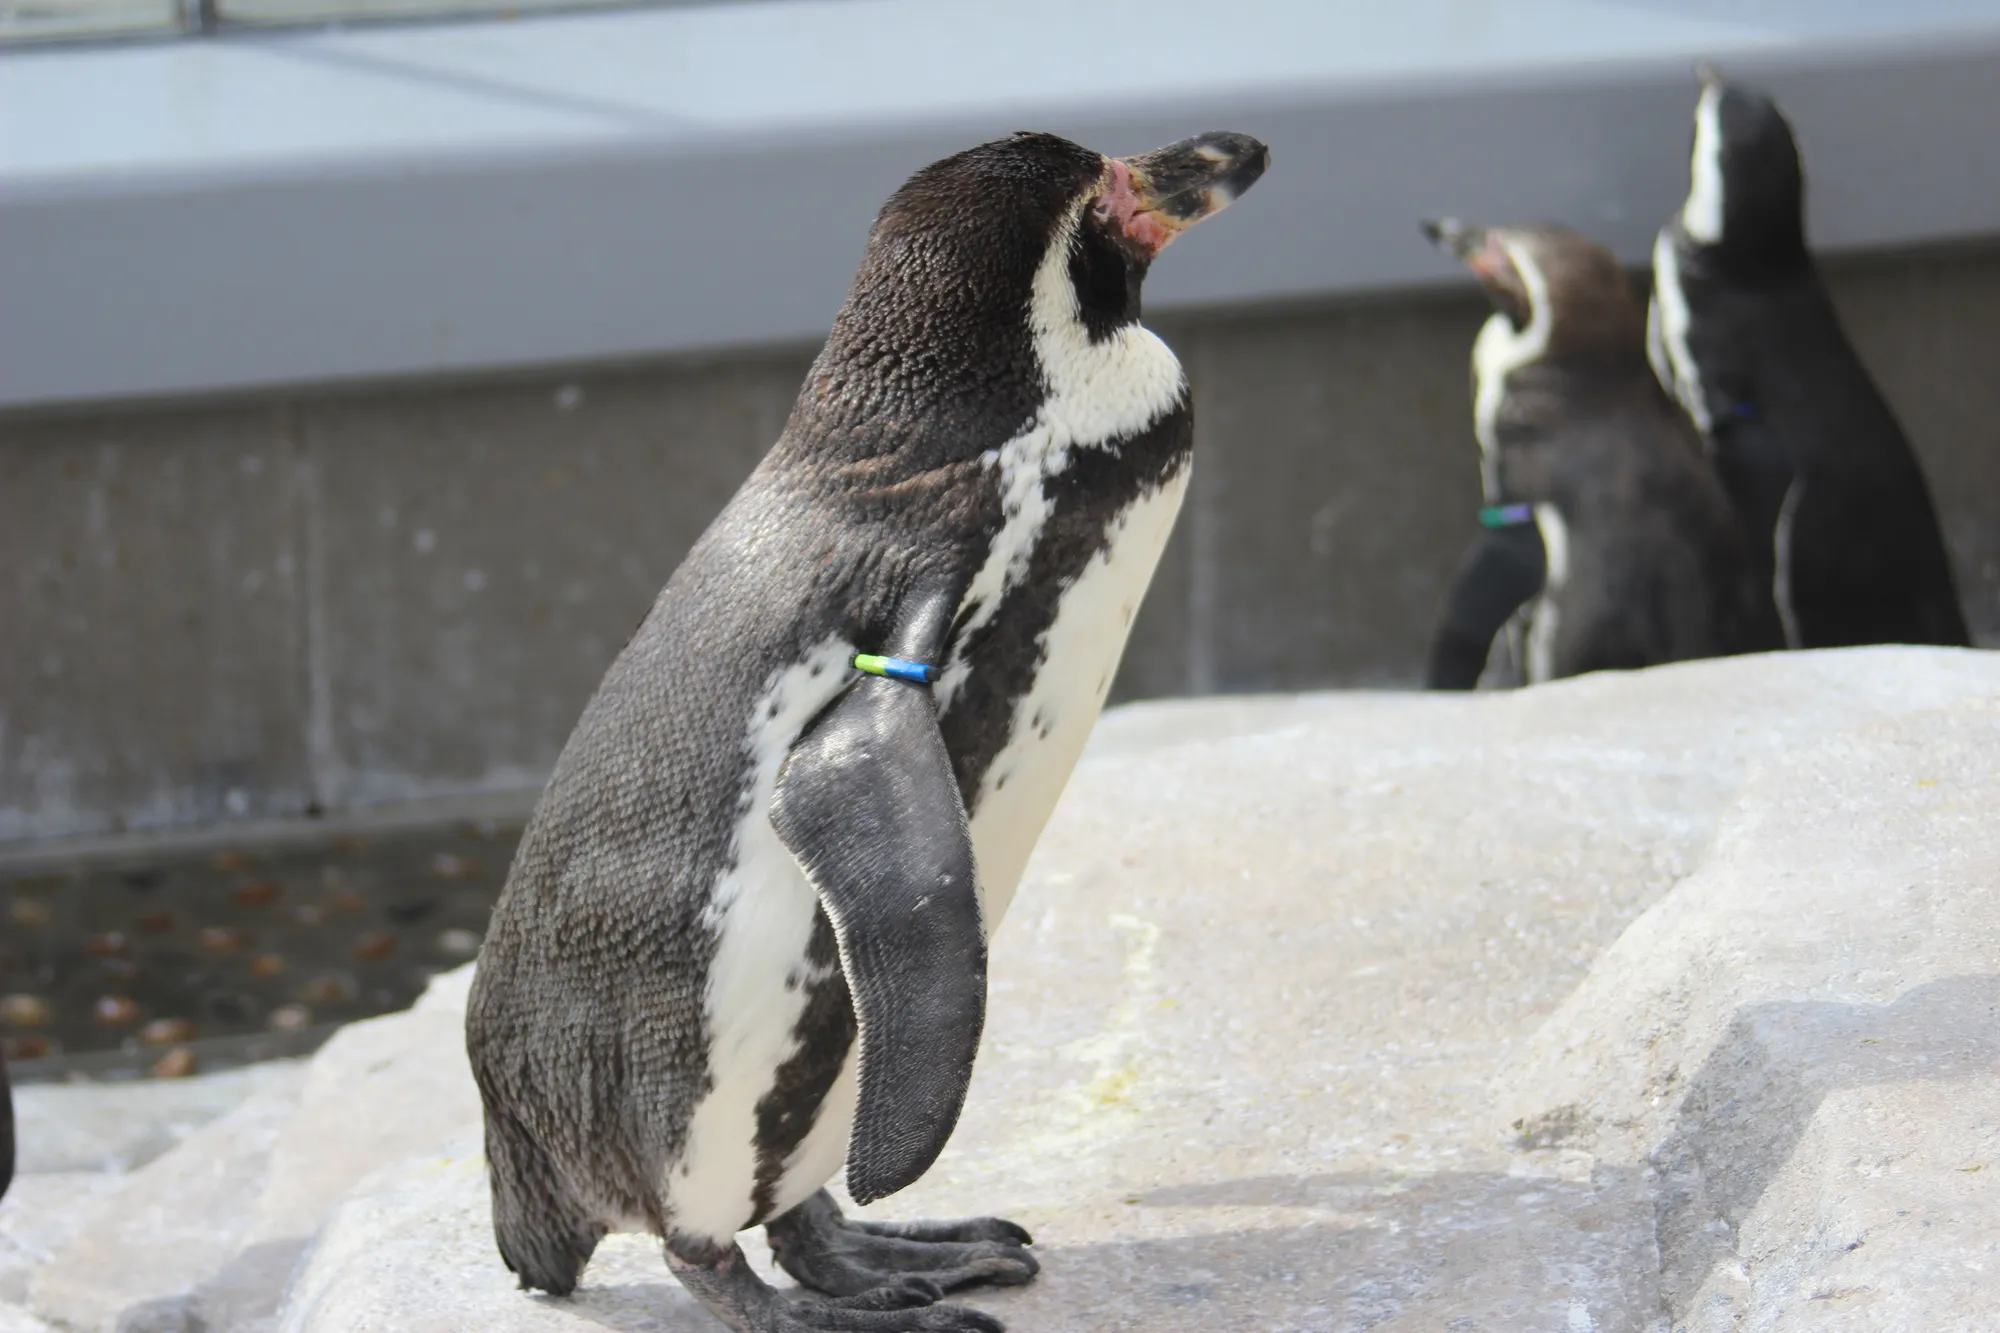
[1477,502,1535,529]
[853,654,940,686]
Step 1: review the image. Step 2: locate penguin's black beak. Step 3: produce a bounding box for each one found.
[1421,216,1486,262]
[1422,217,1530,327]
[1095,131,1269,259]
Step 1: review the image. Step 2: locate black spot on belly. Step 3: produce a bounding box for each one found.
[750,909,854,1223]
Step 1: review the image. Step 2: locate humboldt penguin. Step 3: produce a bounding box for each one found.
[467,129,1268,1332]
[1649,67,1970,648]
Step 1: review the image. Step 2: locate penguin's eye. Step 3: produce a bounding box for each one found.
[1068,212,1144,342]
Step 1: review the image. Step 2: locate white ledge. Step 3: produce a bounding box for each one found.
[4,0,2000,409]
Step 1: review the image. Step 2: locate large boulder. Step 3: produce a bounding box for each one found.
[21,968,480,1333]
[266,647,2000,1332]
[3,1011,304,1324]
[29,1074,305,1333]
[1498,701,2000,1329]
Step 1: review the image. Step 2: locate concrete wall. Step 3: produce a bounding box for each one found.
[4,242,1997,845]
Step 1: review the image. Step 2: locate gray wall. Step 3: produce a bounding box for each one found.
[4,243,1997,845]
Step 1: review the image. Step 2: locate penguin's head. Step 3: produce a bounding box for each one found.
[797,130,1267,455]
[1678,65,1807,271]
[1423,218,1646,367]
[863,129,1267,330]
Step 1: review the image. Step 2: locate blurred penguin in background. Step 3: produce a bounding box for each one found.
[1423,218,1767,689]
[1649,67,1969,649]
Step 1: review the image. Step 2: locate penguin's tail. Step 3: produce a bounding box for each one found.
[484,1108,604,1296]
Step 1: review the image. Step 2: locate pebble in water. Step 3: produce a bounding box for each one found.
[150,1046,199,1078]
[353,932,398,963]
[435,928,482,959]
[198,926,245,953]
[293,904,325,927]
[94,995,142,1026]
[303,974,355,1005]
[84,931,130,956]
[251,953,287,977]
[8,899,51,927]
[430,852,478,880]
[210,850,255,873]
[4,1034,52,1060]
[1,993,52,1028]
[140,1017,194,1045]
[268,1003,313,1031]
[233,881,281,907]
[135,910,176,933]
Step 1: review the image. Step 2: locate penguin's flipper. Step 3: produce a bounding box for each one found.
[771,659,982,1207]
[1424,522,1547,690]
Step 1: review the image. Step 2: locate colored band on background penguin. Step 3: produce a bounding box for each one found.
[1477,503,1536,529]
[853,654,940,686]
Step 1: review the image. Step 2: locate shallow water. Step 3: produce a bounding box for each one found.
[0,817,522,1082]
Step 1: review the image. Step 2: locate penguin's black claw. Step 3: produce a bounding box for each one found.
[669,1241,1005,1332]
[767,1190,1038,1301]
[845,1216,1032,1248]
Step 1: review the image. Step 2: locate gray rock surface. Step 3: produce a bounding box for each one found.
[1498,701,2000,1330]
[16,963,484,1333]
[0,1173,126,1306]
[0,1302,53,1333]
[2,1055,303,1324]
[29,1073,305,1333]
[11,1061,299,1176]
[261,647,2000,1332]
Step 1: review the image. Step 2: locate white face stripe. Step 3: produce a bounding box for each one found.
[1525,502,1570,685]
[1469,234,1553,500]
[1683,83,1726,246]
[668,635,855,1243]
[1773,477,1805,649]
[936,197,1186,709]
[1648,229,1712,434]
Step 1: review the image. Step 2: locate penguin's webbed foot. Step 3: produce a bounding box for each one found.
[766,1190,1037,1303]
[668,1240,1005,1331]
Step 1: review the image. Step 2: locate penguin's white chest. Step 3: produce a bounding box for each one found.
[963,464,1190,928]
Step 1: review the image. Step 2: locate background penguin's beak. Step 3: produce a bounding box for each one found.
[1422,218,1530,324]
[1421,216,1485,263]
[1096,131,1270,259]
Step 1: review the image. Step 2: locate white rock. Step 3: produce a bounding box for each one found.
[275,648,2000,1331]
[0,1172,126,1305]
[245,1004,483,1244]
[30,1073,305,1333]
[11,1060,300,1176]
[414,961,476,1016]
[277,1132,757,1333]
[0,1301,53,1333]
[1499,699,2000,1329]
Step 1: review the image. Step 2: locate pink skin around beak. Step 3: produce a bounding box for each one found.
[1088,132,1269,261]
[1092,158,1182,258]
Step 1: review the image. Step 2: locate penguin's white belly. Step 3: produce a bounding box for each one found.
[663,638,858,1244]
[963,465,1190,928]
[663,468,1189,1240]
